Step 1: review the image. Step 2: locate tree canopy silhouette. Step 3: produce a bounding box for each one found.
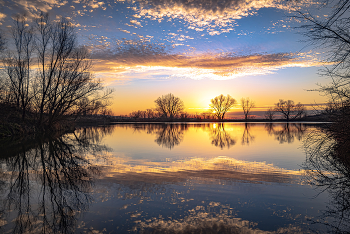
[274,99,305,121]
[241,97,255,121]
[154,93,184,119]
[210,94,236,120]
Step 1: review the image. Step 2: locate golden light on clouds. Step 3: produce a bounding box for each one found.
[134,0,314,34]
[135,203,307,233]
[94,155,303,185]
[92,50,323,82]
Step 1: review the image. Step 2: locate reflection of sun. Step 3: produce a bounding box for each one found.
[213,123,217,129]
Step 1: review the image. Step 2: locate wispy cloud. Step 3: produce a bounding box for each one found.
[91,39,322,82]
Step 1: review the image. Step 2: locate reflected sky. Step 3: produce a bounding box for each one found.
[101,123,311,170]
[0,123,339,233]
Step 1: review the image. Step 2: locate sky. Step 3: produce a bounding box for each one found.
[0,0,331,117]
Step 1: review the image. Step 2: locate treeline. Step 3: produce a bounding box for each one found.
[125,93,306,121]
[0,14,112,133]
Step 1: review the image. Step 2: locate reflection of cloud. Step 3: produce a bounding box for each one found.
[135,0,313,35]
[91,41,322,81]
[135,202,307,233]
[99,156,303,185]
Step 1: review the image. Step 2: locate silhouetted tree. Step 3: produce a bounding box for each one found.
[264,107,275,121]
[297,1,350,103]
[0,13,112,128]
[274,99,305,121]
[0,31,6,103]
[297,1,350,126]
[0,31,4,52]
[154,93,184,119]
[4,15,34,121]
[210,94,236,120]
[146,109,155,118]
[201,111,214,120]
[241,97,255,121]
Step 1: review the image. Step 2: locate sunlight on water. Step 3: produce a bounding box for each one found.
[1,123,347,233]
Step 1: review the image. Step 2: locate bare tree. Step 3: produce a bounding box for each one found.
[34,14,111,127]
[264,107,275,121]
[146,109,155,119]
[274,99,305,121]
[1,13,112,129]
[297,1,350,106]
[0,30,4,52]
[241,97,255,121]
[0,31,6,102]
[4,15,34,120]
[210,94,236,120]
[154,93,184,119]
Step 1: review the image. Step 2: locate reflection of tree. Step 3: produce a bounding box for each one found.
[155,124,187,149]
[265,123,306,144]
[303,126,350,233]
[0,127,108,233]
[209,123,236,149]
[125,123,188,149]
[241,123,254,146]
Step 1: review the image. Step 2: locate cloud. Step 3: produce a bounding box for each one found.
[0,13,6,21]
[91,39,322,82]
[118,28,131,34]
[134,0,314,35]
[87,0,105,9]
[0,0,68,19]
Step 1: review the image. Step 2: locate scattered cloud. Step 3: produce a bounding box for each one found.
[0,0,68,19]
[118,28,131,34]
[0,13,6,21]
[134,0,314,35]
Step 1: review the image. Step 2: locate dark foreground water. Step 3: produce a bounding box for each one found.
[0,123,349,233]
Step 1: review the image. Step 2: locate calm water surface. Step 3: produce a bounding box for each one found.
[0,123,348,233]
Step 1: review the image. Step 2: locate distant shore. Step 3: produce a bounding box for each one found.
[0,113,331,139]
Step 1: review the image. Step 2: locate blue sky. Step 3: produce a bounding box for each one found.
[0,0,330,115]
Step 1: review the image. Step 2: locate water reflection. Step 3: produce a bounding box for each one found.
[0,123,335,233]
[0,126,110,233]
[136,202,306,234]
[303,125,350,233]
[209,123,236,149]
[121,123,189,149]
[100,156,300,187]
[265,123,306,144]
[154,124,187,149]
[241,123,255,145]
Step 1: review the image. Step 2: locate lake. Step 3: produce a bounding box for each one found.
[0,122,348,233]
